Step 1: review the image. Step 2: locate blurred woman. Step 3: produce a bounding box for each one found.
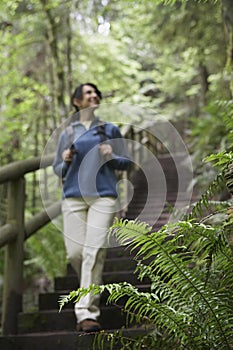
[53,83,130,332]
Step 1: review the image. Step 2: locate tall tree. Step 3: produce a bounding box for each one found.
[222,0,233,96]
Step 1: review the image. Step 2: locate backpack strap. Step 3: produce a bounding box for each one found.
[65,125,74,148]
[96,123,107,142]
[91,118,108,143]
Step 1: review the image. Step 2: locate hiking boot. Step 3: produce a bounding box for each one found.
[76,318,101,333]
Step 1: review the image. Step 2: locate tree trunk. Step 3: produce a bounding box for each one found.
[221,0,233,97]
[32,117,40,211]
[66,10,73,106]
[199,64,209,106]
[39,0,67,125]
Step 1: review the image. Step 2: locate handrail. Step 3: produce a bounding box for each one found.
[0,153,54,184]
[0,202,62,248]
[0,223,18,247]
[0,121,161,335]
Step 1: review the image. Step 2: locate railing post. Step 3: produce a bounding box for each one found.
[1,177,25,335]
[120,170,129,217]
[134,131,141,170]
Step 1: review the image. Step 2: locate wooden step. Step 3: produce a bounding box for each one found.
[39,284,151,311]
[67,256,137,275]
[17,306,127,334]
[0,327,153,350]
[54,271,150,291]
[105,246,132,258]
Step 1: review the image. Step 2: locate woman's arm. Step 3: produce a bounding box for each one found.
[52,131,71,178]
[102,125,131,170]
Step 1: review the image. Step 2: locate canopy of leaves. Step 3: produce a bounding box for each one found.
[0,0,231,163]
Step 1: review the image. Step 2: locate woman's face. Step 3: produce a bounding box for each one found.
[73,85,100,110]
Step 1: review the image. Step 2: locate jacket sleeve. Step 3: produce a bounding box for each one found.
[52,131,70,178]
[107,125,132,170]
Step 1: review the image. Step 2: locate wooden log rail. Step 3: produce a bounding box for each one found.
[0,154,61,335]
[0,122,161,335]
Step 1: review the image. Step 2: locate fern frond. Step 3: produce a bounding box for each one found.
[59,214,233,348]
[110,219,233,349]
[188,172,226,219]
[58,284,106,311]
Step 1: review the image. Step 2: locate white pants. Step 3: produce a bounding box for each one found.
[62,197,117,323]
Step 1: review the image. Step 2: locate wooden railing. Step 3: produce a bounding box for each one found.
[0,122,166,335]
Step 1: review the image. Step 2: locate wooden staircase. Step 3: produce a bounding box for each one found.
[0,154,193,349]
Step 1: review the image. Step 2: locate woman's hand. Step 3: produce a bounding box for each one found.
[99,144,113,161]
[62,149,74,163]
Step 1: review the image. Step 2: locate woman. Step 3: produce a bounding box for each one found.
[53,83,130,332]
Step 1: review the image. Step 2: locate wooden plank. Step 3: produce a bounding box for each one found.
[1,178,25,335]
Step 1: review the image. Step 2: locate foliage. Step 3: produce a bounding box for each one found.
[0,0,230,197]
[189,98,233,195]
[191,100,233,159]
[187,162,231,220]
[0,0,229,165]
[24,221,66,280]
[108,0,227,116]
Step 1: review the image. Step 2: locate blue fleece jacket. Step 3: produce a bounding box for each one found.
[53,118,131,198]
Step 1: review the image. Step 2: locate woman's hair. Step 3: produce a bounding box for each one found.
[71,83,102,112]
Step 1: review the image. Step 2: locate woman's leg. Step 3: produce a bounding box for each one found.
[74,197,117,323]
[62,198,88,282]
